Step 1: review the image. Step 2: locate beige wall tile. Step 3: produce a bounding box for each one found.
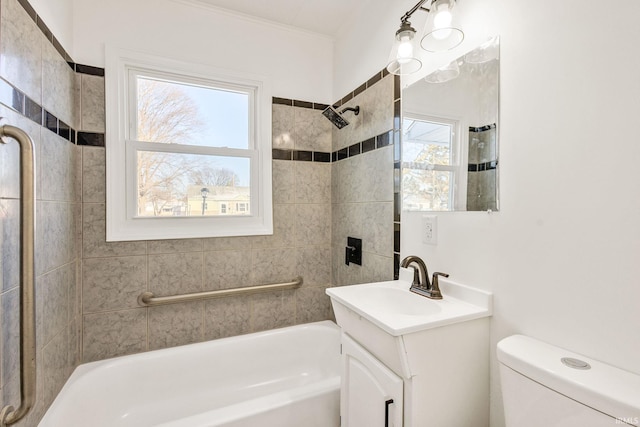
[251,247,296,286]
[148,302,204,350]
[82,203,146,258]
[1,199,20,291]
[41,328,69,410]
[202,236,252,252]
[42,39,75,127]
[361,75,395,139]
[293,106,331,152]
[272,104,295,149]
[40,130,79,202]
[250,204,295,249]
[1,288,19,390]
[295,162,330,204]
[295,286,331,324]
[251,290,295,332]
[204,296,250,340]
[295,204,331,247]
[0,0,42,102]
[147,238,203,255]
[361,253,394,284]
[82,309,147,362]
[39,264,71,346]
[203,250,251,290]
[149,252,203,295]
[362,202,393,257]
[82,256,147,313]
[295,246,331,286]
[331,202,364,248]
[81,146,105,203]
[272,160,295,204]
[36,201,75,276]
[80,74,105,132]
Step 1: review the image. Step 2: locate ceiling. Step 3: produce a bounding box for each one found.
[187,0,370,38]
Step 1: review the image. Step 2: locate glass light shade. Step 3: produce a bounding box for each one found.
[421,0,464,52]
[464,37,499,64]
[424,60,460,83]
[387,21,422,75]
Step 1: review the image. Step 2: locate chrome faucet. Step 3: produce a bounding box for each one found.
[400,255,449,300]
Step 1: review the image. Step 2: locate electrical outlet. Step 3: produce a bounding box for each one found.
[422,215,437,245]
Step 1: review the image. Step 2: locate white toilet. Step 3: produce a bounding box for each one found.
[498,335,640,426]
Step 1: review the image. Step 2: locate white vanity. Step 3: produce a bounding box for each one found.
[326,268,492,427]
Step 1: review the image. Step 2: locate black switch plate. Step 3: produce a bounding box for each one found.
[345,237,362,266]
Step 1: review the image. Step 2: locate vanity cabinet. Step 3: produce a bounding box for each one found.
[327,274,493,427]
[341,334,403,427]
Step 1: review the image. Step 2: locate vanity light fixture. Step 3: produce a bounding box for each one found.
[386,0,465,76]
[387,20,423,76]
[421,0,464,52]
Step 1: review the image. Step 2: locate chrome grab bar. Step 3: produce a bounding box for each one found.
[138,276,303,307]
[0,125,37,426]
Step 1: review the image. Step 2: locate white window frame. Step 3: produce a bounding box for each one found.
[105,47,272,241]
[401,112,468,211]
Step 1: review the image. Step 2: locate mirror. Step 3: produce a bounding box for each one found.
[401,37,499,212]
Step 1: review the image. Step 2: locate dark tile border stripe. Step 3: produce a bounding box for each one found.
[77,132,105,147]
[469,124,496,132]
[468,160,498,172]
[0,76,83,143]
[272,97,329,111]
[271,129,397,164]
[73,64,105,77]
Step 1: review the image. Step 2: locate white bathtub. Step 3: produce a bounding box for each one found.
[39,321,340,427]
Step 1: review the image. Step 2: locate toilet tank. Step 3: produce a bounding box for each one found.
[497,335,640,427]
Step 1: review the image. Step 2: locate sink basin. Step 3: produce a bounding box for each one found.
[326,268,492,337]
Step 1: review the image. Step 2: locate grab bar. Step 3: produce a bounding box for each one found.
[0,125,37,426]
[138,276,303,307]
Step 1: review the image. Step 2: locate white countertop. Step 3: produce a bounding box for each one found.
[326,268,492,336]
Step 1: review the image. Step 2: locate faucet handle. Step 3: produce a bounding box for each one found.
[429,272,449,300]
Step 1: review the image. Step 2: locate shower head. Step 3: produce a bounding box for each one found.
[322,105,360,129]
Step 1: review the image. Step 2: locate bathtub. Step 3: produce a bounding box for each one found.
[39,321,340,427]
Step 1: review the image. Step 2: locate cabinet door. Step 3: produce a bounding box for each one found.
[341,334,404,427]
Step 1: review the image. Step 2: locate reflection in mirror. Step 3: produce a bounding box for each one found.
[402,36,499,211]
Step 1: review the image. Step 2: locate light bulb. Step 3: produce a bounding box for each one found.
[397,36,414,63]
[433,10,452,29]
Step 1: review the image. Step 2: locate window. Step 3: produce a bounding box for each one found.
[402,114,463,211]
[105,47,272,241]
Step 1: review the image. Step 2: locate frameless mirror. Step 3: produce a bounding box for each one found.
[402,36,499,211]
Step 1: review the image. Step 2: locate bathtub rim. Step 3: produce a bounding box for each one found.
[40,320,340,427]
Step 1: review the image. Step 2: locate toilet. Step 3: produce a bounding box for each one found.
[497,335,640,427]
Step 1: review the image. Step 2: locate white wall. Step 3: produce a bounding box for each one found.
[71,0,334,103]
[336,1,640,426]
[30,0,74,53]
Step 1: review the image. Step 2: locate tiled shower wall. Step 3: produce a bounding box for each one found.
[331,72,399,286]
[80,98,334,362]
[0,0,81,425]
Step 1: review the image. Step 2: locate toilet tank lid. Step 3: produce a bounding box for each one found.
[497,335,640,420]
